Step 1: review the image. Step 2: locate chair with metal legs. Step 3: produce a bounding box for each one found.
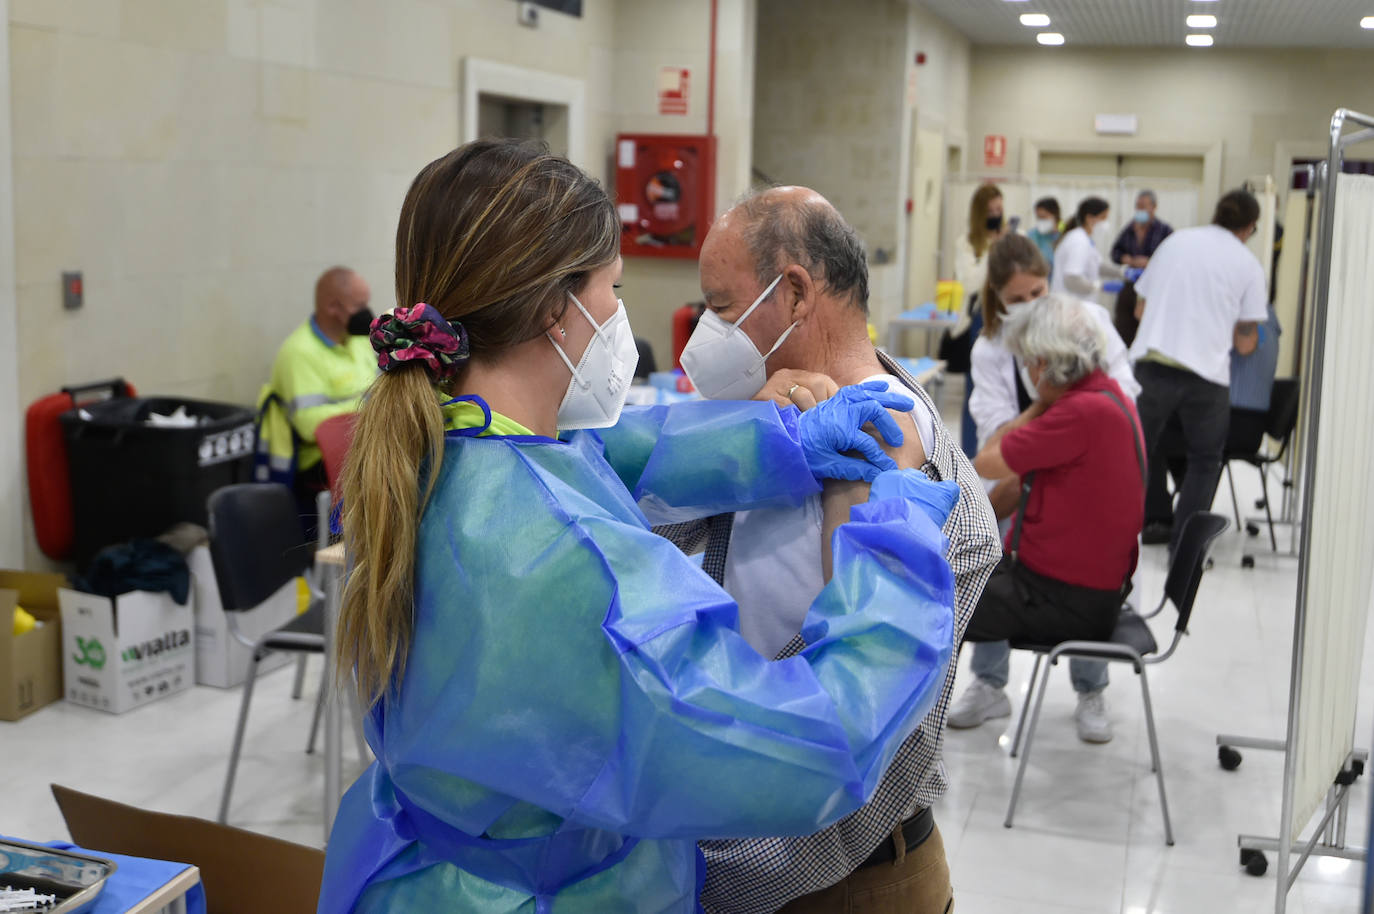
[1003,512,1229,846]
[1223,378,1300,555]
[208,483,324,824]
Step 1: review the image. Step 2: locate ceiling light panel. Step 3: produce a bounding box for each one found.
[1186,14,1218,27]
[1036,31,1065,45]
[1020,13,1051,27]
[917,0,1374,49]
[1186,33,1214,46]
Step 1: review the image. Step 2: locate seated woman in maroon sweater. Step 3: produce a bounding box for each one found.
[964,294,1146,743]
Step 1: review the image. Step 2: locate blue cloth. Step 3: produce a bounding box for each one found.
[898,303,948,321]
[318,399,958,913]
[1,837,206,914]
[1025,228,1059,270]
[1230,308,1282,411]
[893,356,939,380]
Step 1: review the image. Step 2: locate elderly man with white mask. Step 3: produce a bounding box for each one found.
[670,185,1001,914]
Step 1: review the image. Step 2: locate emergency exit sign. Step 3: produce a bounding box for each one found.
[983,135,1007,168]
[658,67,690,116]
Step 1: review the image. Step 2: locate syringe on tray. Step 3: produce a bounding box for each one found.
[0,886,57,912]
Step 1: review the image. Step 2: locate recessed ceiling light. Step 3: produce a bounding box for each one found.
[1186,14,1217,27]
[1186,33,1214,46]
[1362,16,1374,28]
[1037,32,1065,45]
[1020,13,1051,27]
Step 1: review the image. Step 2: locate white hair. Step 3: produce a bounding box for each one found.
[1001,294,1108,388]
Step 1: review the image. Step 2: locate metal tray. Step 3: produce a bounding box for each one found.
[0,839,116,913]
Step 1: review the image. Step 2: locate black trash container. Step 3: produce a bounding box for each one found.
[61,396,256,569]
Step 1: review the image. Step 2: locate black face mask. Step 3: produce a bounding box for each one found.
[346,307,375,336]
[986,214,1004,232]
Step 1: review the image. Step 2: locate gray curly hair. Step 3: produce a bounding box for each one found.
[1001,294,1107,388]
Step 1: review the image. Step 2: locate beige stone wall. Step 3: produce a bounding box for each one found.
[610,0,756,365]
[0,0,19,566]
[8,0,621,416]
[752,0,908,258]
[967,46,1374,193]
[5,0,761,566]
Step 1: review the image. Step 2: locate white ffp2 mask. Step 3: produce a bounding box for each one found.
[679,274,798,400]
[548,293,639,430]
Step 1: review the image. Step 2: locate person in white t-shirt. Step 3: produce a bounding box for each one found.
[1130,189,1267,553]
[1051,196,1113,297]
[951,232,1140,743]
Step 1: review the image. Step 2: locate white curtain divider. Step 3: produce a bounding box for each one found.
[1290,172,1374,840]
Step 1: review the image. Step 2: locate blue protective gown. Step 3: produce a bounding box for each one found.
[318,399,958,913]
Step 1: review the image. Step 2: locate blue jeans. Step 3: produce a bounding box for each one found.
[970,639,1109,694]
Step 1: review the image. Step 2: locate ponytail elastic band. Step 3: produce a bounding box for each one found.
[370,304,469,382]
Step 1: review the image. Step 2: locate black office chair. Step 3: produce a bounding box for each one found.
[634,336,658,380]
[1224,378,1300,554]
[208,483,324,824]
[1004,512,1230,846]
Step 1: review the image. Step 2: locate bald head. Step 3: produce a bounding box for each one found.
[707,186,869,314]
[313,266,372,343]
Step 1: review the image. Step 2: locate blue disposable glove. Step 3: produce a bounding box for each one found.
[799,381,915,482]
[1123,266,1144,283]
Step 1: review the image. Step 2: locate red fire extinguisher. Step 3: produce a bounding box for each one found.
[672,302,705,369]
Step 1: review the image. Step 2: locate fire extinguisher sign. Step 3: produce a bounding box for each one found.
[658,67,690,116]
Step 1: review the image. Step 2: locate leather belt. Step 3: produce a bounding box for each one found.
[858,807,934,869]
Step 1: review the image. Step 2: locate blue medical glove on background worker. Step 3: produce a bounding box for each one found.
[318,140,960,913]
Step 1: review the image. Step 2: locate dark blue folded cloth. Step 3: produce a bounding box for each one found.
[74,539,191,605]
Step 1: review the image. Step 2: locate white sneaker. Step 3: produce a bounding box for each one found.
[1075,689,1113,743]
[947,678,1012,729]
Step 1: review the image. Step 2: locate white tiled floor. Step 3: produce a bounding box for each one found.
[2,409,1370,913]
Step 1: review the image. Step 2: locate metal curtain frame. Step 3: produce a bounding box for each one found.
[1270,107,1374,914]
[1233,163,1317,549]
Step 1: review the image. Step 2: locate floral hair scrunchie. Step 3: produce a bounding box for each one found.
[369,303,470,383]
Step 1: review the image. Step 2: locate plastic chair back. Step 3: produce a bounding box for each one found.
[634,336,658,380]
[1164,512,1229,633]
[1265,378,1301,448]
[315,412,357,496]
[207,483,313,611]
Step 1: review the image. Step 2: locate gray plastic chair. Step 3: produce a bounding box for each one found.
[1003,512,1229,846]
[207,483,323,824]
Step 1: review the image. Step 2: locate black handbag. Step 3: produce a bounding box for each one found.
[937,293,981,374]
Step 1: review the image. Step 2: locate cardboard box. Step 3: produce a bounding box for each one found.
[187,545,295,688]
[0,570,68,721]
[59,586,194,714]
[53,783,325,914]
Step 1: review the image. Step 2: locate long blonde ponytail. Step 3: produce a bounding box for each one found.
[338,367,445,706]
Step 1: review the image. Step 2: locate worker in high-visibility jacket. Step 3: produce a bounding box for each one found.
[255,266,377,525]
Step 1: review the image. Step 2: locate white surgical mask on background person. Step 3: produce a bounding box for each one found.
[680,273,797,400]
[1035,218,1056,235]
[1134,209,1151,224]
[547,292,639,430]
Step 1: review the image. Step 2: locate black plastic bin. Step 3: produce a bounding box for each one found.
[60,396,256,569]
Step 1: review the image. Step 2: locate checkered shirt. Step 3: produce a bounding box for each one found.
[657,352,1001,914]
